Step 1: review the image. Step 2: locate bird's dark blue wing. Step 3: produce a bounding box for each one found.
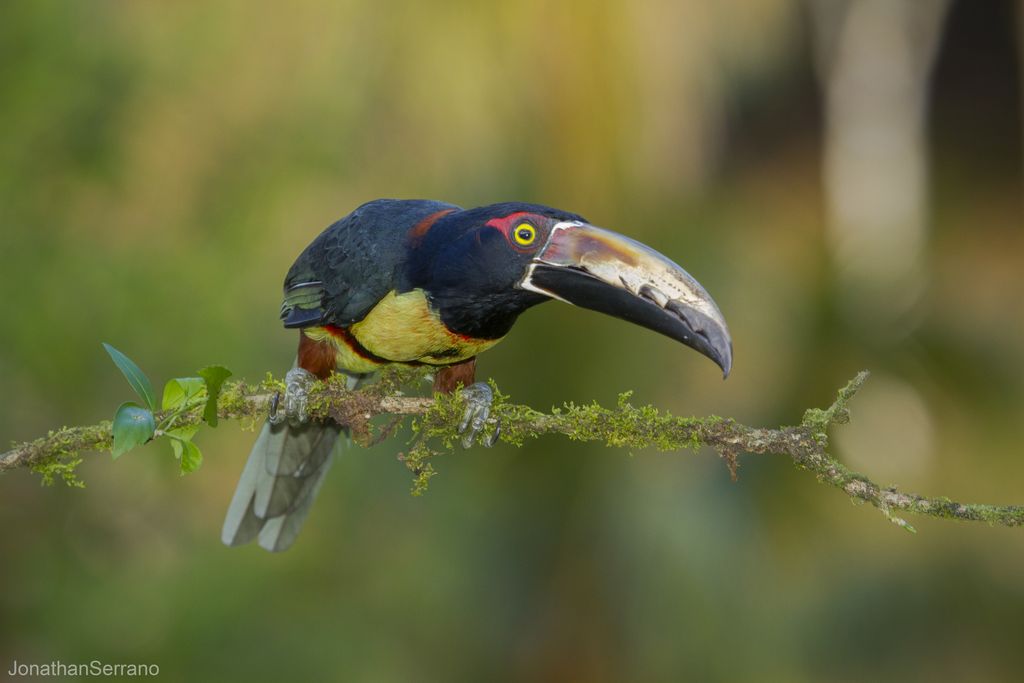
[280,199,460,328]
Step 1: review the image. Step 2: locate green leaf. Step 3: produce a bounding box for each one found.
[162,377,205,411]
[198,365,232,426]
[167,429,203,474]
[111,402,156,459]
[166,425,199,441]
[103,343,157,411]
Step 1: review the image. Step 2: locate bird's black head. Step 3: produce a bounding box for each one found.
[403,201,733,377]
[405,203,584,340]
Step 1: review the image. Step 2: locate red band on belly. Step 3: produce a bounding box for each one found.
[322,324,392,365]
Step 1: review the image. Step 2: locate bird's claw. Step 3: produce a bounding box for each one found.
[269,367,317,425]
[457,382,500,448]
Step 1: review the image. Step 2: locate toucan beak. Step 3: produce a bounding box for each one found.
[519,221,733,377]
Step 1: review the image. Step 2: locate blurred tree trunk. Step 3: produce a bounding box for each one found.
[809,0,951,339]
[1019,0,1024,204]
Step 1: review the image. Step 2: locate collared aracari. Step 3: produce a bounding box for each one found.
[222,199,732,551]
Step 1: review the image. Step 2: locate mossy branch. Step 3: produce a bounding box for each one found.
[3,369,1022,530]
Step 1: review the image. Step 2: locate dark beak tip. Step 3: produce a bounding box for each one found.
[696,321,732,380]
[716,344,733,380]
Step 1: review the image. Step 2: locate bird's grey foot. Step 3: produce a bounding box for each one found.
[270,367,317,426]
[458,382,501,449]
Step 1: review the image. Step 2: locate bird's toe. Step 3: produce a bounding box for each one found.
[458,382,498,448]
[281,367,317,425]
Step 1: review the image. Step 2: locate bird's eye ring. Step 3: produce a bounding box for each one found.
[513,223,536,246]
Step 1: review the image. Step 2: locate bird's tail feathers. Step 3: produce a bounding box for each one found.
[221,418,343,552]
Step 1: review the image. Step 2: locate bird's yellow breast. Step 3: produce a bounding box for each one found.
[305,290,503,373]
[352,290,503,364]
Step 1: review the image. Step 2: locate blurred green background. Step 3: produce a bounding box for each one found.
[2,1,1023,681]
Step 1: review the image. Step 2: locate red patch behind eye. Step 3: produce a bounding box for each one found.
[485,211,545,246]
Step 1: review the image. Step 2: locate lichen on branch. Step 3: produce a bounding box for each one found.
[3,369,1023,530]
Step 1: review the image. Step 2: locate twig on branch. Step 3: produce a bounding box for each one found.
[2,369,1022,530]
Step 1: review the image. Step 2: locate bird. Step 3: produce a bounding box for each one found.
[221,198,732,551]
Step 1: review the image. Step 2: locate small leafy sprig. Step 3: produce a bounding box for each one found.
[102,343,231,474]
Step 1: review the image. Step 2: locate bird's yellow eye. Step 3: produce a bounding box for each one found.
[513,223,536,246]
